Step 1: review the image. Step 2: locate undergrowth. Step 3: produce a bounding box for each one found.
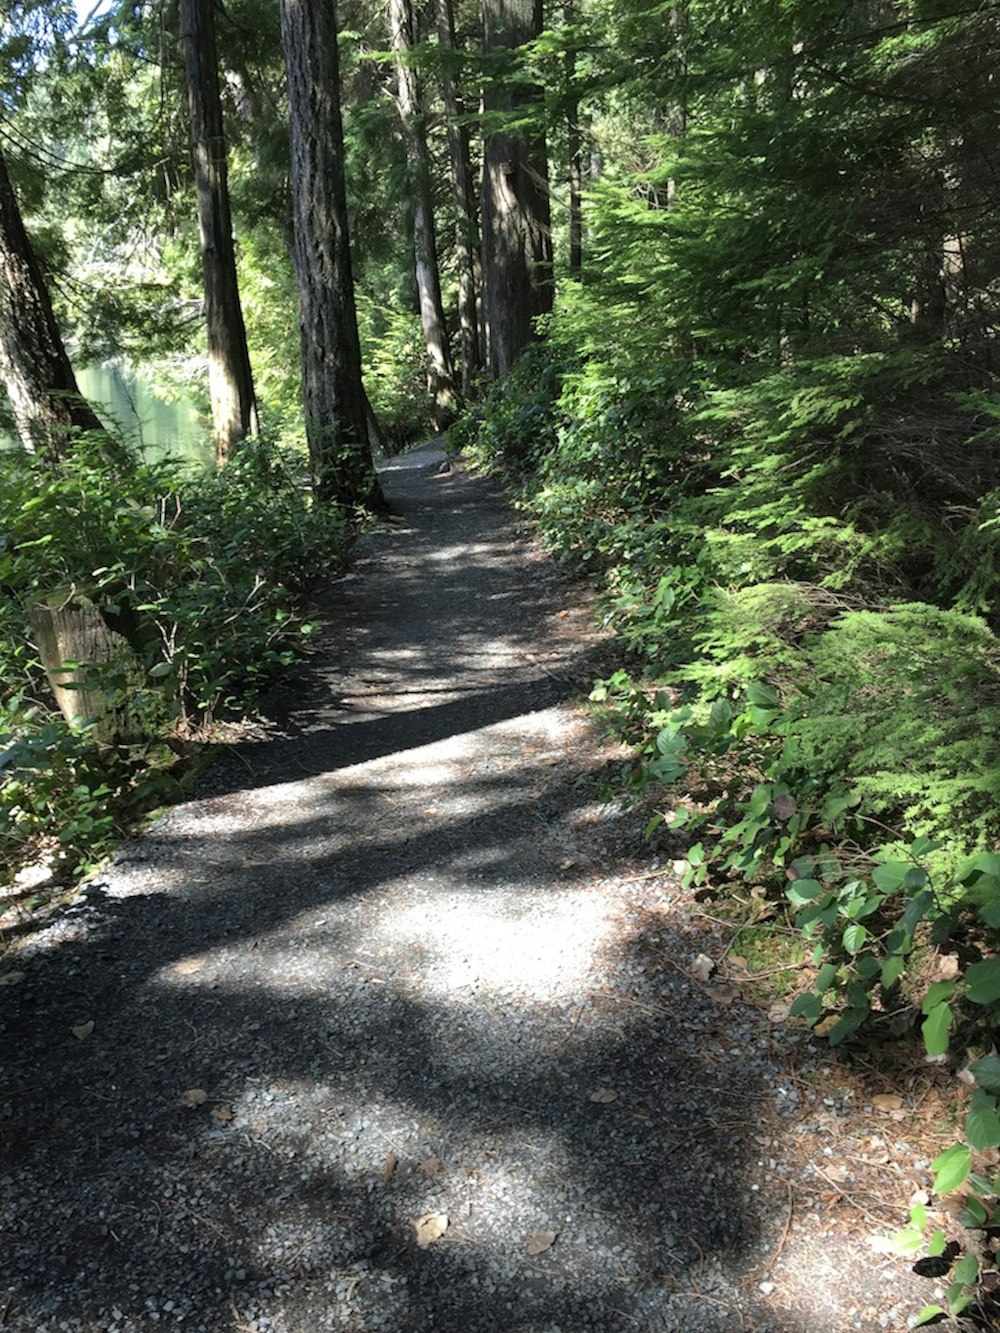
[0,436,351,891]
[455,321,1000,1323]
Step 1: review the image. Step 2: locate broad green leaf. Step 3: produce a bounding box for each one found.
[965,957,1000,1005]
[947,1289,972,1316]
[957,852,1000,884]
[914,1305,945,1327]
[709,698,733,731]
[961,1197,988,1227]
[904,867,928,891]
[815,962,839,991]
[910,837,943,857]
[644,813,665,841]
[966,1091,1000,1152]
[931,1144,972,1195]
[822,791,860,823]
[975,890,1000,929]
[902,890,935,938]
[922,980,956,1015]
[881,955,905,989]
[746,681,779,707]
[926,1228,948,1257]
[786,878,823,905]
[952,1254,979,1286]
[970,1054,1000,1094]
[889,1226,925,1254]
[872,861,910,892]
[842,922,867,954]
[827,1006,868,1045]
[789,992,822,1021]
[921,1002,952,1057]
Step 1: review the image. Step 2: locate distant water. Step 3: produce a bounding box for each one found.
[76,360,214,467]
[1,359,214,468]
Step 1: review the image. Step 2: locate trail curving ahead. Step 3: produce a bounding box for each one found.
[0,444,926,1333]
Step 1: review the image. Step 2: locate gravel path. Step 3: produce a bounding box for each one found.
[0,445,929,1332]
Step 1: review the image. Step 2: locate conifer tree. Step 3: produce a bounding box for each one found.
[480,0,553,379]
[280,0,383,507]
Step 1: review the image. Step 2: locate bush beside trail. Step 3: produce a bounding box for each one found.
[0,437,351,894]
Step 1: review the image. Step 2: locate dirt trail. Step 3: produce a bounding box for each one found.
[0,445,929,1332]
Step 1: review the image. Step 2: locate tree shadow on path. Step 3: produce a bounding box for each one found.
[0,444,793,1333]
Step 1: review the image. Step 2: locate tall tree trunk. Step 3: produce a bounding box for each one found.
[389,0,459,431]
[280,0,383,509]
[480,0,553,380]
[0,147,108,465]
[564,2,583,273]
[180,0,259,466]
[436,0,482,394]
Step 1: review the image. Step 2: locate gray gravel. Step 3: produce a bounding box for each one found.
[0,445,913,1332]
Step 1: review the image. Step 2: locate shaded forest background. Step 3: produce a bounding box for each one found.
[4,0,1000,1317]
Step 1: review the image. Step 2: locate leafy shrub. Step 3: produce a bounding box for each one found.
[0,436,350,881]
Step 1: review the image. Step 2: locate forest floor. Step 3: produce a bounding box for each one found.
[0,442,955,1332]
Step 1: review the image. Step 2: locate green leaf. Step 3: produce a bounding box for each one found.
[966,957,1000,1005]
[966,1092,1000,1152]
[926,1229,948,1257]
[815,962,839,991]
[148,662,174,679]
[872,861,910,892]
[902,890,935,938]
[709,698,733,731]
[904,867,928,891]
[921,1002,952,1057]
[821,791,860,823]
[644,812,665,841]
[970,1054,1000,1095]
[842,922,867,954]
[946,1288,972,1316]
[952,1254,979,1286]
[913,1305,945,1327]
[889,1226,925,1255]
[957,851,1000,884]
[789,992,822,1021]
[827,1006,868,1045]
[931,1144,972,1195]
[961,1196,988,1227]
[881,954,905,989]
[786,878,824,905]
[746,681,779,707]
[922,980,956,1015]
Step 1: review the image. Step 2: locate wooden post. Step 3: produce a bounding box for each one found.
[29,588,145,744]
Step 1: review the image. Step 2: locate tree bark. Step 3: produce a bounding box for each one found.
[280,0,383,508]
[564,2,583,273]
[179,0,260,466]
[480,0,553,380]
[436,0,482,393]
[389,0,459,430]
[29,589,145,744]
[0,147,108,464]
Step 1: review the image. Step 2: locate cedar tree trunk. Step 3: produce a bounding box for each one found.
[280,0,383,508]
[480,0,553,380]
[436,0,482,393]
[0,147,107,464]
[180,0,260,466]
[389,0,459,429]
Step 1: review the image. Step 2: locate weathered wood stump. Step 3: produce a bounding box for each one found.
[29,588,145,744]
